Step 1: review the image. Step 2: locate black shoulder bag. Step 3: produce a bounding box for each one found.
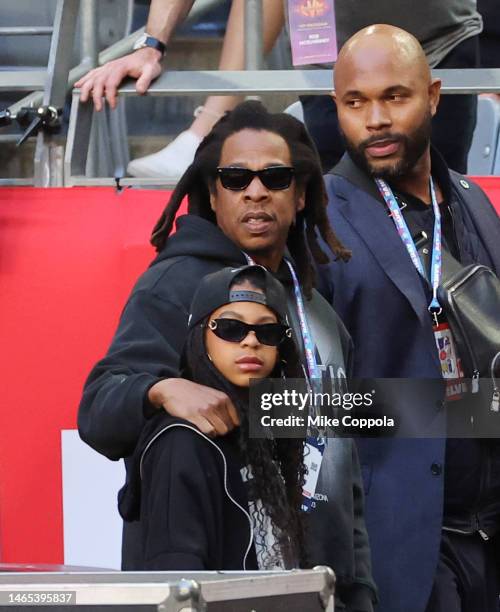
[417,233,500,400]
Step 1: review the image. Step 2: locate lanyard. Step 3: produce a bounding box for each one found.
[281,260,326,513]
[375,177,442,314]
[283,260,323,388]
[243,254,322,388]
[243,254,326,512]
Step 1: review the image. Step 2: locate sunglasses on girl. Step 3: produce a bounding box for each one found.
[216,166,295,191]
[207,318,292,346]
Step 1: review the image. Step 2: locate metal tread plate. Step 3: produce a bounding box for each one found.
[0,568,335,611]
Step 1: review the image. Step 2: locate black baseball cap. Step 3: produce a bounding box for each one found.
[187,265,290,329]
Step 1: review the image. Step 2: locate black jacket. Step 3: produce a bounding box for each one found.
[320,152,500,612]
[78,214,377,611]
[79,215,248,460]
[119,414,258,570]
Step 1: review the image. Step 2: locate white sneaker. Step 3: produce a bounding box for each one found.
[127,129,202,178]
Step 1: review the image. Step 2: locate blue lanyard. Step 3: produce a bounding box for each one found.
[375,177,442,314]
[243,254,323,388]
[283,260,323,388]
[243,254,326,512]
[281,260,326,511]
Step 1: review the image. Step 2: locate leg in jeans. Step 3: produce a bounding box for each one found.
[300,94,344,173]
[128,0,285,177]
[431,36,480,174]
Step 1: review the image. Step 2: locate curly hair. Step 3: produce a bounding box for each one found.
[151,100,350,299]
[179,271,308,568]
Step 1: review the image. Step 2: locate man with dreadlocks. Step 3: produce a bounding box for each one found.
[79,100,377,611]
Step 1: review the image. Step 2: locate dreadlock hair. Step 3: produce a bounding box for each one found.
[179,269,308,568]
[151,100,350,299]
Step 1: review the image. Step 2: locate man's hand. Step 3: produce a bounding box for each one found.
[148,378,240,436]
[75,47,163,111]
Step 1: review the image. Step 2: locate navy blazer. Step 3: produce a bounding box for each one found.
[319,152,500,612]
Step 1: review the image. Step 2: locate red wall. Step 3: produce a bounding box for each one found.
[0,187,181,564]
[0,181,498,564]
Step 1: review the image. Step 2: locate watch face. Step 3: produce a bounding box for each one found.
[133,34,147,50]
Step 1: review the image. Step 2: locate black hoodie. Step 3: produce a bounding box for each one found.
[79,215,248,459]
[78,214,377,611]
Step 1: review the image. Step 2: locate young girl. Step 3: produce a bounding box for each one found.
[119,264,307,570]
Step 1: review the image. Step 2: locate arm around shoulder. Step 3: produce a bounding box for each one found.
[78,289,188,459]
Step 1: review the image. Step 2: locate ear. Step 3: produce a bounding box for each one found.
[209,190,217,213]
[295,185,306,214]
[330,90,337,106]
[428,78,441,117]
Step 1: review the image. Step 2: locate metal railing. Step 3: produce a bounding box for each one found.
[4,0,500,188]
[0,0,231,187]
[0,27,54,36]
[1,0,80,186]
[3,0,234,118]
[64,66,500,188]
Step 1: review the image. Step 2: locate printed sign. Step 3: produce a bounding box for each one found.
[288,0,338,66]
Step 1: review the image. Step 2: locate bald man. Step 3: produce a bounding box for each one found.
[320,25,500,612]
[300,0,482,173]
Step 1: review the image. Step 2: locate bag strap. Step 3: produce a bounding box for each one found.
[414,231,464,283]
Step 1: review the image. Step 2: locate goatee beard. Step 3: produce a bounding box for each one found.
[342,112,432,182]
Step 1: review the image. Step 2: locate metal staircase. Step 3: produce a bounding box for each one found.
[0,0,134,186]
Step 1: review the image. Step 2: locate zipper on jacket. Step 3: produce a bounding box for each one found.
[478,529,490,541]
[474,514,490,541]
[469,446,491,541]
[140,423,254,570]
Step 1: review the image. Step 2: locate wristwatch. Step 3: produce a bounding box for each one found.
[133,33,166,56]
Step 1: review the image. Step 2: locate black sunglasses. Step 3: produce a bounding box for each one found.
[207,318,292,346]
[216,166,295,191]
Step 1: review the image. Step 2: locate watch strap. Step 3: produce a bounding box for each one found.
[144,36,166,55]
[134,34,166,56]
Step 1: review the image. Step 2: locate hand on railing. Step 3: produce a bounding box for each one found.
[75,47,163,111]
